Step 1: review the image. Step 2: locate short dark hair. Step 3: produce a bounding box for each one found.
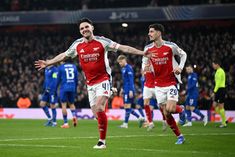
[149,23,165,34]
[186,64,193,68]
[78,18,93,26]
[64,57,74,63]
[212,58,221,66]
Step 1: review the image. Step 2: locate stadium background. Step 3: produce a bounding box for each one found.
[0,0,235,112]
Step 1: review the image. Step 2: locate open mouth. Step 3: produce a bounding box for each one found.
[83,31,90,35]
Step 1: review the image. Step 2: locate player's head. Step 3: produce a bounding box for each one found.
[148,23,164,41]
[78,18,94,39]
[212,59,221,70]
[117,55,127,67]
[186,65,193,74]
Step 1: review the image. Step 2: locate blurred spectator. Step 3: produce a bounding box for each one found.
[111,92,124,109]
[11,0,20,11]
[17,94,31,108]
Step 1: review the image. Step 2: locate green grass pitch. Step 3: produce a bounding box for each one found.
[0,119,235,157]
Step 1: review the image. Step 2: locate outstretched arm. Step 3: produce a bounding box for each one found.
[118,45,146,56]
[35,52,67,71]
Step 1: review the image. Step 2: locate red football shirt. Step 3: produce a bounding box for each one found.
[65,36,120,86]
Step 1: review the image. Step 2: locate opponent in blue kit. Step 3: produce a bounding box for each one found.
[57,59,78,128]
[183,65,208,127]
[40,65,58,127]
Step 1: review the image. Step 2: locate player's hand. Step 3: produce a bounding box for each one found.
[35,60,47,71]
[173,67,182,75]
[143,64,151,72]
[111,87,118,93]
[144,51,152,58]
[129,91,134,98]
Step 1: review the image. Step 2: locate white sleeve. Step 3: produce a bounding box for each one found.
[172,43,187,70]
[99,36,120,52]
[142,56,149,71]
[65,41,79,58]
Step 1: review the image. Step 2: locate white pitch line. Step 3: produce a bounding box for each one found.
[0,143,235,156]
[0,132,234,142]
[118,147,235,155]
[0,143,78,148]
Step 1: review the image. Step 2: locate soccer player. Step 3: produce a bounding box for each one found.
[141,61,167,131]
[143,23,186,144]
[35,18,148,149]
[117,55,145,129]
[57,59,78,128]
[212,59,227,128]
[39,65,58,127]
[183,65,208,127]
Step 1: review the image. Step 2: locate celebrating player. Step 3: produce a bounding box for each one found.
[57,59,78,128]
[35,18,148,149]
[117,55,145,129]
[143,23,186,144]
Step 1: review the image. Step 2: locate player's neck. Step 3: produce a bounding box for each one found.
[154,39,164,48]
[84,35,94,42]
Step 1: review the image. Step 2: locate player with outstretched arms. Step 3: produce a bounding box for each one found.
[35,18,149,149]
[143,23,186,144]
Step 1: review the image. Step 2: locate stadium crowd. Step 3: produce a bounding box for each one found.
[0,0,233,11]
[0,21,234,109]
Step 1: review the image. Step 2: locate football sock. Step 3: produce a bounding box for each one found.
[42,106,51,119]
[138,108,145,118]
[185,109,192,122]
[97,111,108,140]
[219,108,226,125]
[124,108,131,123]
[52,108,57,123]
[63,114,68,124]
[131,109,140,118]
[151,110,154,119]
[71,109,76,117]
[193,109,204,119]
[173,105,183,113]
[144,105,152,123]
[166,114,181,136]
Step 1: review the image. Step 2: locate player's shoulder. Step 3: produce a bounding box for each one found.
[71,38,84,45]
[164,40,178,47]
[74,37,84,43]
[144,42,154,50]
[94,36,112,43]
[192,72,198,78]
[126,64,133,70]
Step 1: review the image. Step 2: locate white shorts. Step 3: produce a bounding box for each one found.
[155,85,178,105]
[143,86,155,99]
[87,80,111,107]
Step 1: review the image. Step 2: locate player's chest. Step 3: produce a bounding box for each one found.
[149,47,172,65]
[76,42,105,63]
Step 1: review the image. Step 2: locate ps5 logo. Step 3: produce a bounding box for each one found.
[109,11,138,20]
